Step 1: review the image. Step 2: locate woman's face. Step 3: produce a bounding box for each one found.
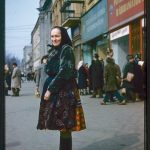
[51,28,62,47]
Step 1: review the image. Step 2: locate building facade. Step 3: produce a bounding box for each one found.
[31,18,41,71]
[81,0,109,65]
[30,0,145,72]
[108,0,144,70]
[38,0,53,56]
[22,45,32,73]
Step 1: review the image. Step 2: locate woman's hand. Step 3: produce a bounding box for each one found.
[44,90,51,101]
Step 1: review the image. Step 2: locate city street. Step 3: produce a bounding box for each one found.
[5,81,144,150]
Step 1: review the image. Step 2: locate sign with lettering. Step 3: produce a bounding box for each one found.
[108,0,144,30]
[81,0,108,43]
[110,25,129,40]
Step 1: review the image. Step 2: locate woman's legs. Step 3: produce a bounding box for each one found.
[59,131,72,150]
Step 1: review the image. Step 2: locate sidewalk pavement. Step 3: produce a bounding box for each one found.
[6,82,144,150]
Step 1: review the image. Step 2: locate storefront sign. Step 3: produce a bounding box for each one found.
[108,0,144,30]
[110,25,129,40]
[81,1,108,43]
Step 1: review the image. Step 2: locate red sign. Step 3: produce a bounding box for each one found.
[108,0,144,30]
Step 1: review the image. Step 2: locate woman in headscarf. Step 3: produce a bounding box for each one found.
[77,60,88,95]
[37,26,86,150]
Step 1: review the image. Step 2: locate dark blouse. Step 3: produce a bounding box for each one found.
[45,44,77,93]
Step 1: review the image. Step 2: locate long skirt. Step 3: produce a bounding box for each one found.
[37,76,86,131]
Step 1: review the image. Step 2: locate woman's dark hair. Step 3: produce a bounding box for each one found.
[51,26,72,47]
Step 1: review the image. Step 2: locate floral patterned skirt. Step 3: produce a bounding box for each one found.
[37,77,86,131]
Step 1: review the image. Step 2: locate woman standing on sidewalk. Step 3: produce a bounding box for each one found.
[37,26,86,150]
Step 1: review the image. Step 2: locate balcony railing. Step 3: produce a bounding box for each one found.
[60,0,84,27]
[61,12,81,27]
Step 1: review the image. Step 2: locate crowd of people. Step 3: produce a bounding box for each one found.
[76,49,145,105]
[5,49,145,105]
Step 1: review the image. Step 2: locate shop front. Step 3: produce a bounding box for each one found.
[108,0,144,70]
[110,26,129,71]
[81,0,108,65]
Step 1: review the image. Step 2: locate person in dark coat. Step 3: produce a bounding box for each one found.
[37,26,86,150]
[122,54,136,102]
[89,53,104,98]
[4,64,12,96]
[133,54,144,101]
[77,61,88,95]
[104,48,117,102]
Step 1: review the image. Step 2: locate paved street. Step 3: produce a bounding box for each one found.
[5,81,144,150]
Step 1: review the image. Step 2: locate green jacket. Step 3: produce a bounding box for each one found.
[104,57,121,91]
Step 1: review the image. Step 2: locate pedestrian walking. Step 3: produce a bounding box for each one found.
[35,55,48,97]
[104,48,117,102]
[11,62,21,96]
[37,26,86,150]
[89,53,104,98]
[101,57,126,105]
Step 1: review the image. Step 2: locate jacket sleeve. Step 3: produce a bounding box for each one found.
[47,45,76,93]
